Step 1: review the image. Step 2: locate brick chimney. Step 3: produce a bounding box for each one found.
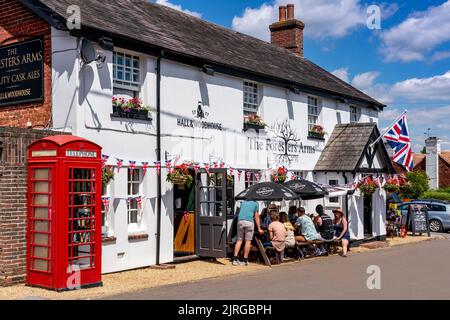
[270,4,305,57]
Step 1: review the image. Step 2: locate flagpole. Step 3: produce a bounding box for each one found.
[369,109,408,149]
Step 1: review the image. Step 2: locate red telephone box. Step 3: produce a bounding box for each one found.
[26,136,102,291]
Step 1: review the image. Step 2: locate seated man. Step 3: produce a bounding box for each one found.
[295,207,327,256]
[314,205,335,241]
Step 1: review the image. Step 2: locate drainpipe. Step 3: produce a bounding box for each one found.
[156,51,163,265]
[343,172,350,220]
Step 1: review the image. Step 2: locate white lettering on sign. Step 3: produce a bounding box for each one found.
[66,150,97,158]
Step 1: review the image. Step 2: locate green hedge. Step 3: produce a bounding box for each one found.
[420,191,450,201]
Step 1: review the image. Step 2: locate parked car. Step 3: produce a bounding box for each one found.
[398,200,450,233]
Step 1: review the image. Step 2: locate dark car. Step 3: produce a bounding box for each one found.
[398,200,450,233]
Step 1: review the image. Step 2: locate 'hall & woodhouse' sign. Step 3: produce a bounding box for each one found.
[0,38,44,107]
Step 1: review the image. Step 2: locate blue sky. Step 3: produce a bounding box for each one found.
[154,0,450,152]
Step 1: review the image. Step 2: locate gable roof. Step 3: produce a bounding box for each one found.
[22,0,385,109]
[315,123,393,172]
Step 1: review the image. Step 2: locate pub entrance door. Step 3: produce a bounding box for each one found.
[195,169,228,258]
[364,194,373,237]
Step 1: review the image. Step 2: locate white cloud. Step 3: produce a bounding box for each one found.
[380,1,450,62]
[331,68,350,82]
[232,0,367,41]
[390,71,450,101]
[344,70,450,104]
[155,0,202,18]
[431,51,450,62]
[351,71,380,88]
[232,4,274,41]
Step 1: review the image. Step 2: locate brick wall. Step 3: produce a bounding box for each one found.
[0,0,52,128]
[0,127,64,286]
[439,158,450,189]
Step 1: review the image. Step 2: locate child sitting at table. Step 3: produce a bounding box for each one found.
[268,210,287,264]
[279,212,296,249]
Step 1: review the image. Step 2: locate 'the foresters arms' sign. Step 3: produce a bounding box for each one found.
[0,38,44,107]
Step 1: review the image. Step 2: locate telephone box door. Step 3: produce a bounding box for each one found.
[27,164,57,288]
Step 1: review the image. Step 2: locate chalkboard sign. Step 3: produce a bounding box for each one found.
[407,204,430,237]
[0,38,44,107]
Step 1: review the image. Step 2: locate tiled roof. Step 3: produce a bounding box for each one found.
[440,152,450,165]
[24,0,385,108]
[315,123,391,172]
[413,154,426,167]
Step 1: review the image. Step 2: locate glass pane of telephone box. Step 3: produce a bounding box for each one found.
[34,195,49,206]
[34,182,49,193]
[34,246,49,259]
[34,208,49,219]
[34,233,49,246]
[34,220,49,233]
[34,169,49,180]
[33,259,49,272]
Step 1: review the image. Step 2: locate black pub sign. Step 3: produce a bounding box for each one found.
[0,38,44,107]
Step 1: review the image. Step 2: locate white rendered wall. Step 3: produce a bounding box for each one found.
[51,30,382,272]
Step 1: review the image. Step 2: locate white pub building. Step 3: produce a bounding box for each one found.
[16,0,394,273]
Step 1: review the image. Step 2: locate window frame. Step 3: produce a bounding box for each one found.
[243,80,260,115]
[350,105,361,123]
[308,96,321,131]
[127,168,144,234]
[245,171,261,189]
[101,182,113,238]
[113,50,142,94]
[324,177,342,208]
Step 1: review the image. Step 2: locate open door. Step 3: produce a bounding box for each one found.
[364,194,373,237]
[195,169,228,258]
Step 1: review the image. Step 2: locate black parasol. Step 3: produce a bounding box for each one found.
[284,179,328,200]
[235,182,299,201]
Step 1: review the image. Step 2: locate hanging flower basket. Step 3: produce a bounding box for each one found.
[271,166,287,183]
[102,166,115,189]
[357,177,378,195]
[166,164,193,187]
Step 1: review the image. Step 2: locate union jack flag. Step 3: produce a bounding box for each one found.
[384,115,414,171]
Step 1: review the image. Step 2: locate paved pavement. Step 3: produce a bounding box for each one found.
[106,238,450,300]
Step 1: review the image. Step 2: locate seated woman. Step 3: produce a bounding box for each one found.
[333,208,351,258]
[268,211,287,264]
[279,212,296,249]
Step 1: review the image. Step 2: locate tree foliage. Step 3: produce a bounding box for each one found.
[398,170,429,200]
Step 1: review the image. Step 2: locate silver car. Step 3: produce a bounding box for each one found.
[398,201,450,233]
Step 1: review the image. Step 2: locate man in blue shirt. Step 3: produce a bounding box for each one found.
[233,200,264,266]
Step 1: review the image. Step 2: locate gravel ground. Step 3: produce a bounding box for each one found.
[0,235,433,300]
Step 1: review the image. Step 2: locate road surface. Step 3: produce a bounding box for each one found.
[106,238,450,300]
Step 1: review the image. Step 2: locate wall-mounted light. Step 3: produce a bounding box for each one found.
[98,37,114,51]
[201,64,215,76]
[289,86,301,95]
[334,97,348,104]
